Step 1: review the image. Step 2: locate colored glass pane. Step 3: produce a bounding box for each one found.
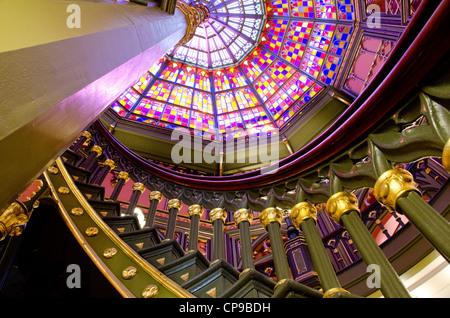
[168,85,194,108]
[216,91,239,114]
[192,90,213,114]
[145,80,173,102]
[161,104,190,127]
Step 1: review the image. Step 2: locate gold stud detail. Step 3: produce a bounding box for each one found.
[142,285,159,298]
[233,208,253,225]
[290,202,318,227]
[70,207,84,216]
[167,199,182,210]
[188,204,203,217]
[47,166,59,174]
[326,192,359,224]
[58,187,70,194]
[260,207,282,229]
[103,248,117,259]
[132,182,146,194]
[122,266,137,279]
[85,227,99,237]
[149,191,162,202]
[209,207,227,223]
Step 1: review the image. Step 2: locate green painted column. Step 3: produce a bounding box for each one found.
[209,208,227,261]
[233,208,255,270]
[187,204,203,251]
[374,168,450,263]
[290,202,346,294]
[144,191,162,228]
[165,199,182,240]
[260,207,291,281]
[327,191,411,298]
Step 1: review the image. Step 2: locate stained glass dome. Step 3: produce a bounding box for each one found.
[110,0,356,138]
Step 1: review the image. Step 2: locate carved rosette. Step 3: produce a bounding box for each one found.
[0,201,30,240]
[373,167,421,211]
[176,1,209,47]
[117,171,130,182]
[260,207,282,229]
[188,204,203,217]
[167,198,182,210]
[132,182,146,194]
[290,202,318,228]
[326,192,360,224]
[149,191,162,202]
[209,207,227,223]
[233,208,253,225]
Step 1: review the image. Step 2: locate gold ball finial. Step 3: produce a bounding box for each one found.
[188,204,203,217]
[233,208,253,225]
[167,199,182,210]
[117,171,130,182]
[209,208,227,223]
[326,192,360,224]
[260,207,282,229]
[443,138,450,173]
[90,145,103,157]
[149,191,162,202]
[102,159,116,170]
[373,167,420,211]
[132,182,146,194]
[81,131,92,141]
[290,202,317,228]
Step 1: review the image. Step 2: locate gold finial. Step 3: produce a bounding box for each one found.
[122,266,137,279]
[142,285,159,298]
[149,191,162,202]
[326,192,360,224]
[233,208,253,225]
[167,199,182,210]
[188,204,203,217]
[209,208,227,223]
[0,201,29,240]
[81,131,92,141]
[260,207,282,229]
[90,145,103,157]
[373,168,420,211]
[132,182,146,194]
[290,202,317,228]
[443,138,450,173]
[102,159,116,170]
[117,171,130,182]
[323,287,350,298]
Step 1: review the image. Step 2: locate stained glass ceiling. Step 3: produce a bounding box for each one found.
[110,0,355,138]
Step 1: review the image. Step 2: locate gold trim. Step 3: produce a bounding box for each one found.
[323,287,350,298]
[188,204,203,217]
[149,191,163,202]
[52,158,195,298]
[85,227,99,237]
[132,182,146,194]
[122,266,137,280]
[260,207,282,229]
[233,208,253,225]
[47,166,59,174]
[70,207,84,216]
[142,285,159,298]
[58,186,70,194]
[209,207,227,222]
[103,248,117,259]
[443,138,450,173]
[167,198,182,210]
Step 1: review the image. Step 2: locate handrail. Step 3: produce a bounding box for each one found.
[95,0,449,191]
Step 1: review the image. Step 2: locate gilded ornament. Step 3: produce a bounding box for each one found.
[142,285,159,298]
[443,138,450,173]
[209,208,227,222]
[103,247,117,259]
[176,2,209,47]
[290,202,318,228]
[70,207,84,216]
[132,182,146,194]
[373,168,420,211]
[47,166,59,174]
[58,187,70,194]
[233,208,253,225]
[90,145,102,157]
[117,171,130,182]
[122,266,137,279]
[85,227,99,237]
[81,131,92,141]
[149,191,162,202]
[0,201,29,240]
[260,207,282,229]
[326,192,360,224]
[102,159,116,170]
[188,204,203,217]
[167,199,182,210]
[323,287,350,298]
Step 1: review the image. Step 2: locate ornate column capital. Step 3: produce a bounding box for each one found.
[373,168,420,211]
[188,204,203,217]
[90,145,102,157]
[290,202,317,228]
[167,198,182,210]
[117,171,130,182]
[149,191,162,202]
[326,191,360,224]
[209,207,227,223]
[81,131,92,141]
[260,207,282,229]
[0,201,30,240]
[233,208,253,225]
[102,159,115,170]
[176,1,209,47]
[132,182,146,194]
